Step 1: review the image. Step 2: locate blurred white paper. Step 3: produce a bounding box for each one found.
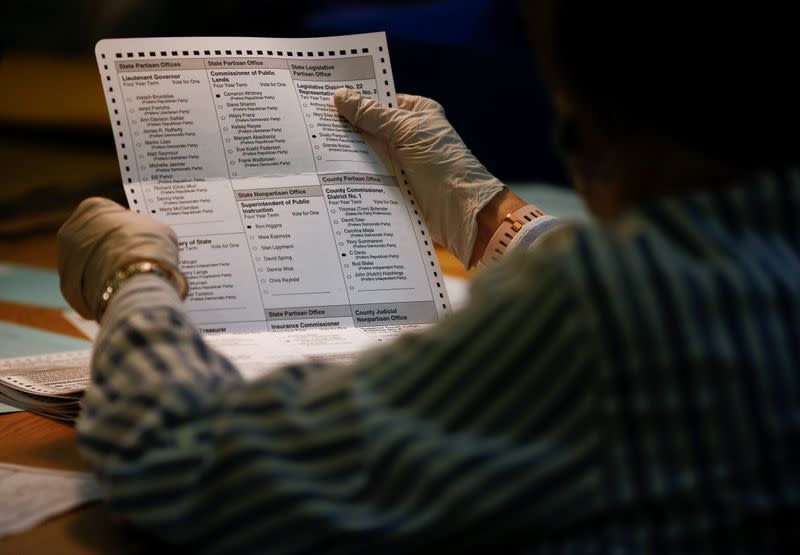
[0,462,101,537]
[442,275,469,312]
[62,309,100,341]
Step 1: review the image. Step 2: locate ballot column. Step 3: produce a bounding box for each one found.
[290,58,441,327]
[206,57,354,330]
[115,58,267,331]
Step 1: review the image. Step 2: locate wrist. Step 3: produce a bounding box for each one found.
[469,188,530,267]
[96,259,188,322]
[479,205,551,266]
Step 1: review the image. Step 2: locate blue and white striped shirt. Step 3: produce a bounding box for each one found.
[77,167,800,553]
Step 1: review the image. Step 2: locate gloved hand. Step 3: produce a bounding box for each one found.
[333,89,505,267]
[57,197,180,321]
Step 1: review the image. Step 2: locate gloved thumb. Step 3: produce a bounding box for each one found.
[333,88,409,143]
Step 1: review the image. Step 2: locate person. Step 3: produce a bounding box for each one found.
[57,1,800,553]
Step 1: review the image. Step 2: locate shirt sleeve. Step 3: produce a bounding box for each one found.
[76,246,602,554]
[508,214,565,253]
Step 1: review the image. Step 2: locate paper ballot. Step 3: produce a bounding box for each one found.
[0,463,101,538]
[0,33,451,419]
[95,33,450,333]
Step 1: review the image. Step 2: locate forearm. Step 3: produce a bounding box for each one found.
[469,188,562,266]
[470,188,529,266]
[76,256,595,553]
[76,275,244,501]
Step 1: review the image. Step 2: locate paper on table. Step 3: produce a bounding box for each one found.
[0,462,101,538]
[0,323,428,389]
[0,321,92,414]
[190,325,426,381]
[0,350,91,420]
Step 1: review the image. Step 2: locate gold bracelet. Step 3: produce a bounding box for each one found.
[97,260,188,320]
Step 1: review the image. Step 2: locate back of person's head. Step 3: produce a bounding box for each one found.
[523,1,797,172]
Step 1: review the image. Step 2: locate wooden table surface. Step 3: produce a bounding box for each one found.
[0,234,158,554]
[0,232,473,554]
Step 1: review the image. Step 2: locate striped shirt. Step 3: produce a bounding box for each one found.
[77,167,800,553]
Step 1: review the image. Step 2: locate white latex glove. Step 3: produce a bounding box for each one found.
[57,197,181,321]
[333,89,505,267]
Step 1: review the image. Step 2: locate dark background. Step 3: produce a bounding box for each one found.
[0,0,567,236]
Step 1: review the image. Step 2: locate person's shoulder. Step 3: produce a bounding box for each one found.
[520,214,662,302]
[523,215,652,278]
[469,219,602,298]
[470,212,667,307]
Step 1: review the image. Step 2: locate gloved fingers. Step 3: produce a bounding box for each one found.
[57,196,179,320]
[360,132,396,176]
[58,199,131,286]
[58,197,128,318]
[105,225,180,267]
[333,88,411,143]
[83,212,180,289]
[396,93,445,115]
[57,197,125,246]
